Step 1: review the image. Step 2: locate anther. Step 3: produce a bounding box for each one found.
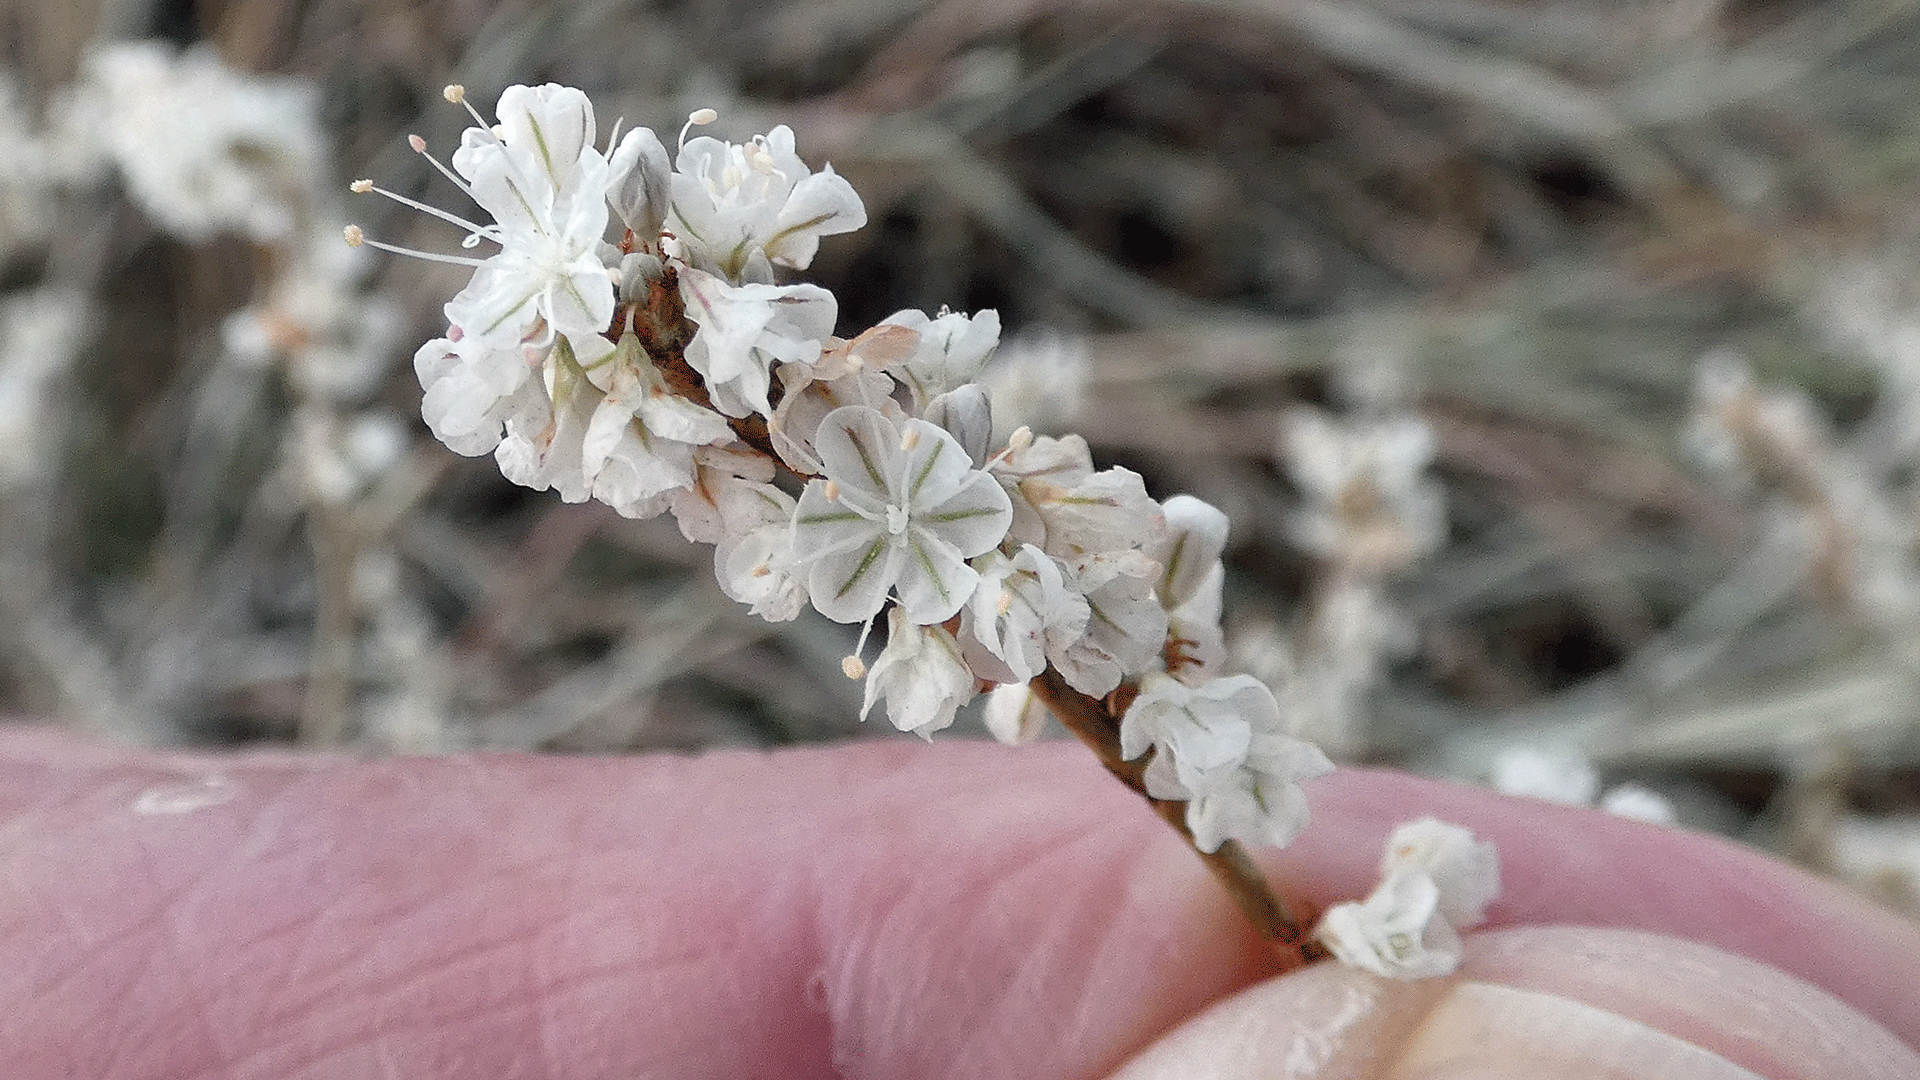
[823,480,841,502]
[443,85,466,104]
[842,655,867,680]
[900,427,922,452]
[349,179,373,194]
[343,224,364,247]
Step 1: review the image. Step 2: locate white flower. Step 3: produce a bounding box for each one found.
[981,682,1052,745]
[494,337,600,503]
[1052,551,1167,697]
[768,327,908,474]
[1314,869,1463,980]
[1281,407,1444,572]
[791,405,1013,625]
[1121,673,1266,790]
[861,607,976,739]
[666,445,774,545]
[1380,818,1500,929]
[82,42,323,242]
[958,544,1089,684]
[882,308,1001,408]
[1181,730,1333,853]
[579,332,734,517]
[667,124,865,281]
[413,332,543,455]
[1317,817,1501,980]
[606,124,671,241]
[679,268,836,419]
[441,85,619,358]
[712,479,809,622]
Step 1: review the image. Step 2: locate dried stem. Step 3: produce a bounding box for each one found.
[1029,667,1327,968]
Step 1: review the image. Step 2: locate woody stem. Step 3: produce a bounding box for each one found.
[1029,666,1326,967]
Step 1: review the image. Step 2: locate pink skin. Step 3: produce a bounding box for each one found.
[2,726,1916,1079]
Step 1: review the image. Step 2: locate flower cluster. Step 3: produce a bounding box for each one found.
[352,83,1330,861]
[1313,818,1500,979]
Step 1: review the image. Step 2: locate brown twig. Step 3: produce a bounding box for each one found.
[1029,666,1327,968]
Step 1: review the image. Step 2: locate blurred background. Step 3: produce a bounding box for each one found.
[2,0,1918,921]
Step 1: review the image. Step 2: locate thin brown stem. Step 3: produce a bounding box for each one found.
[1029,667,1327,968]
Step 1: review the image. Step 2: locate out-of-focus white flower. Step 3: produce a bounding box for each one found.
[791,405,1013,625]
[980,330,1088,438]
[81,41,323,241]
[679,267,836,419]
[1599,783,1677,825]
[666,124,865,281]
[960,544,1089,684]
[1380,818,1500,928]
[1490,746,1598,806]
[861,607,976,739]
[883,307,1001,409]
[981,682,1052,745]
[1315,869,1463,980]
[1282,407,1444,573]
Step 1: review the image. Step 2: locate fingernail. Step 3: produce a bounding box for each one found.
[1384,980,1758,1079]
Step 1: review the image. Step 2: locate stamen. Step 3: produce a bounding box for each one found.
[842,655,866,680]
[355,178,495,244]
[679,107,717,153]
[995,588,1014,616]
[341,229,488,268]
[407,134,479,206]
[446,84,494,135]
[823,479,841,502]
[899,427,921,452]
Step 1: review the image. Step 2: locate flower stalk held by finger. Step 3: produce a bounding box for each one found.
[354,82,1474,969]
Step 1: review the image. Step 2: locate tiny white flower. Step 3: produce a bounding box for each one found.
[861,606,977,739]
[981,682,1052,745]
[881,307,1001,408]
[679,267,836,419]
[958,544,1089,684]
[712,479,808,622]
[412,333,541,456]
[1051,551,1168,697]
[580,332,734,517]
[1120,672,1264,788]
[441,86,619,355]
[1314,869,1463,980]
[494,338,600,503]
[1183,730,1333,853]
[667,124,865,281]
[1380,818,1500,929]
[792,405,1013,625]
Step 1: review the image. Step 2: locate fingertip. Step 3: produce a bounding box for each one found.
[1109,927,1920,1080]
